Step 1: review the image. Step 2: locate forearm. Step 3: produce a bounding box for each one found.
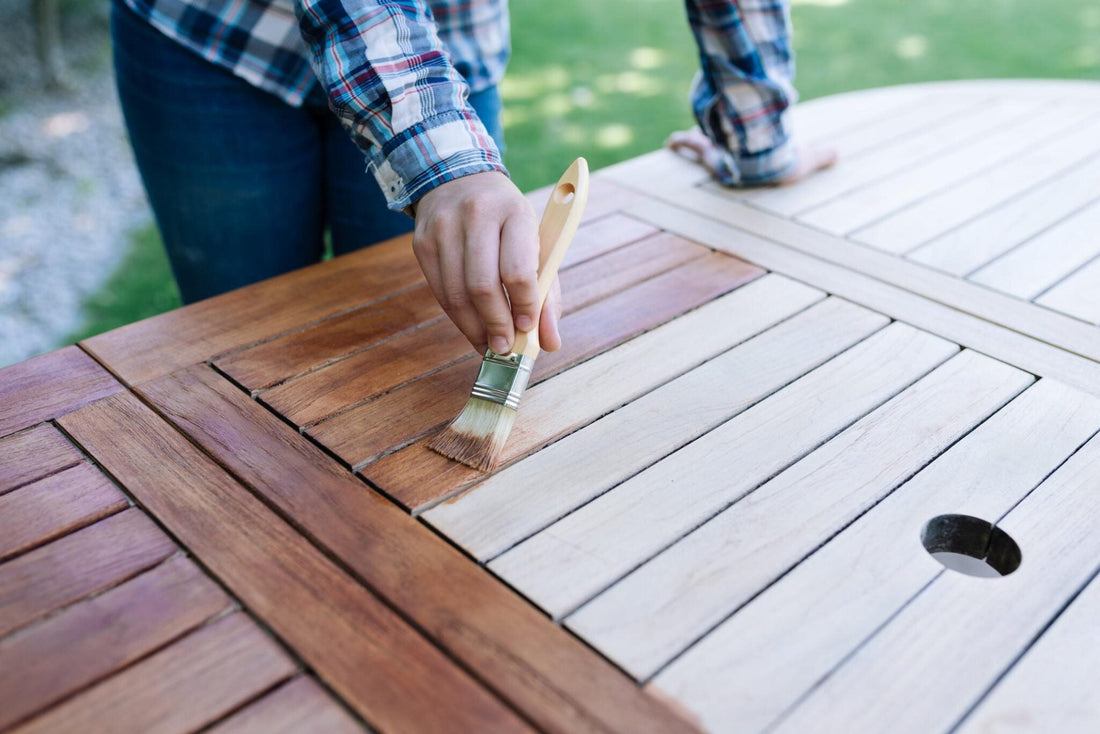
[296,0,505,210]
[686,0,797,184]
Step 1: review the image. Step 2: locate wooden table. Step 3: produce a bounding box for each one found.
[3,80,1100,733]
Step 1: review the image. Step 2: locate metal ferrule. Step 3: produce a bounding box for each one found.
[470,350,535,410]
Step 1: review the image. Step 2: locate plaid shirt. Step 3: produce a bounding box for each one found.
[688,0,797,185]
[122,0,508,210]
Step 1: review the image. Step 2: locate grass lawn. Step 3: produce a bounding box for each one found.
[68,0,1100,341]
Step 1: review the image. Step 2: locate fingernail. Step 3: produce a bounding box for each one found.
[490,336,510,354]
[515,315,533,332]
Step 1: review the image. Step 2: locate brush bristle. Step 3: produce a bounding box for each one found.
[428,396,517,472]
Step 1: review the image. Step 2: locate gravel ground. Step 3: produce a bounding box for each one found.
[0,0,151,368]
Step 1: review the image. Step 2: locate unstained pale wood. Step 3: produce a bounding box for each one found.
[560,212,659,268]
[490,323,958,620]
[0,462,127,561]
[425,297,886,562]
[0,423,83,496]
[58,392,529,734]
[771,428,1100,734]
[12,612,296,734]
[137,364,701,734]
[653,378,1100,734]
[566,350,1032,680]
[0,557,232,730]
[1035,255,1100,324]
[0,508,176,637]
[365,273,813,513]
[0,346,123,436]
[207,676,366,734]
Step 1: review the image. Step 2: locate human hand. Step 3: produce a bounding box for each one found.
[411,171,562,356]
[666,128,837,185]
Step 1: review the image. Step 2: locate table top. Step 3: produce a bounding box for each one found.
[3,79,1100,734]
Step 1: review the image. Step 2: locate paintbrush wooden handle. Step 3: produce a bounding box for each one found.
[512,157,589,358]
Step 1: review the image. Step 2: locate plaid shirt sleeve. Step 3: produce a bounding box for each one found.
[686,0,798,185]
[297,0,507,211]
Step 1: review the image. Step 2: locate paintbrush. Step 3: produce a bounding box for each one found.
[428,158,589,471]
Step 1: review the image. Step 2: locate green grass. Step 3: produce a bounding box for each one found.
[70,0,1100,340]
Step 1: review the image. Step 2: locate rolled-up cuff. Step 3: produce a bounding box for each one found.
[710,128,797,187]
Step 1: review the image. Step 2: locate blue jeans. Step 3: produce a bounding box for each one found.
[110,0,504,303]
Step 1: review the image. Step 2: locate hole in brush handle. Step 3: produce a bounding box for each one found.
[553,182,575,204]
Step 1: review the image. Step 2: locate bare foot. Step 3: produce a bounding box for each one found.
[666,128,837,186]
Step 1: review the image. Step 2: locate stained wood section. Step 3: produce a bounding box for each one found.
[0,462,128,561]
[425,297,889,561]
[560,212,659,268]
[957,567,1100,733]
[215,284,443,391]
[771,428,1100,734]
[314,252,765,473]
[82,235,424,385]
[491,323,960,621]
[365,273,815,513]
[0,509,176,637]
[0,557,232,730]
[565,351,1032,679]
[0,423,83,496]
[653,378,1100,734]
[0,346,123,436]
[137,364,702,734]
[59,392,529,734]
[207,676,365,734]
[12,612,296,734]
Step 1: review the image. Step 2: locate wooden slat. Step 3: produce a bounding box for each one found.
[652,378,1100,734]
[853,116,1100,253]
[560,212,659,268]
[81,235,424,385]
[314,253,766,472]
[207,676,365,734]
[136,364,701,734]
[743,96,1019,217]
[0,508,176,637]
[1036,256,1100,323]
[489,323,958,621]
[0,346,123,436]
[607,170,1100,387]
[795,104,1090,236]
[0,462,128,561]
[58,392,529,734]
[907,154,1100,276]
[215,284,442,391]
[0,557,232,730]
[969,197,1100,299]
[0,423,83,496]
[770,428,1100,734]
[12,612,296,734]
[957,568,1100,733]
[425,297,888,561]
[566,350,1033,680]
[365,273,818,513]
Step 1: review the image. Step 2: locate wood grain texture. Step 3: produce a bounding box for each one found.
[908,154,1100,276]
[566,350,1032,680]
[81,235,424,385]
[653,378,1100,734]
[771,427,1100,734]
[11,612,296,734]
[0,346,123,436]
[1034,255,1100,324]
[215,284,443,391]
[138,364,702,734]
[0,556,232,730]
[491,322,958,621]
[207,676,366,734]
[560,212,659,268]
[58,392,529,734]
[315,253,765,473]
[0,508,176,637]
[425,297,888,562]
[0,423,83,496]
[0,462,128,561]
[957,566,1100,734]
